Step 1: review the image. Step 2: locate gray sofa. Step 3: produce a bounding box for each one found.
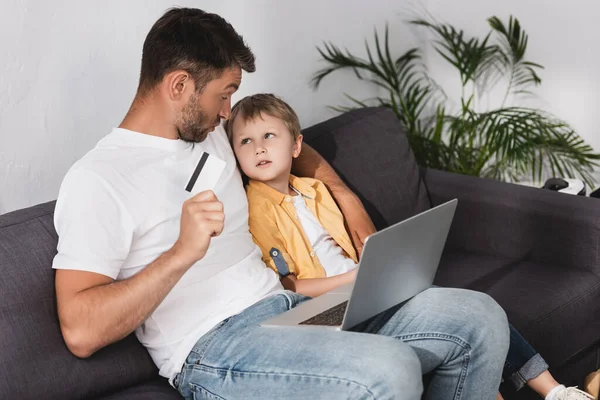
[1,107,598,399]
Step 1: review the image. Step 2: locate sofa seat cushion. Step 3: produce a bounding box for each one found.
[95,379,181,400]
[435,251,600,367]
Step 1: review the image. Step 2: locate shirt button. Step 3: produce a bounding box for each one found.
[310,252,315,257]
[272,250,279,257]
[285,197,291,202]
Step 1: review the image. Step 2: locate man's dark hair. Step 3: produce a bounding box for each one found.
[138,8,255,95]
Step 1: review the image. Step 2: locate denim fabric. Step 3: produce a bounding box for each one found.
[503,324,549,391]
[174,287,509,400]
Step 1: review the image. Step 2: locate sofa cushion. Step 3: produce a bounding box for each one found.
[302,107,431,230]
[0,202,159,400]
[424,168,600,275]
[434,251,516,289]
[436,251,600,368]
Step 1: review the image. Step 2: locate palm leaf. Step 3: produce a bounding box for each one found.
[312,13,600,186]
[488,16,543,102]
[411,18,497,86]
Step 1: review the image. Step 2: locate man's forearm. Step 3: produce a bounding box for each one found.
[58,245,191,357]
[293,143,376,256]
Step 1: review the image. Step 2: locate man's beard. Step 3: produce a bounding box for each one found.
[176,94,220,143]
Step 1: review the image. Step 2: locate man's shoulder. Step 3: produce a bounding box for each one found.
[57,137,138,206]
[61,149,122,190]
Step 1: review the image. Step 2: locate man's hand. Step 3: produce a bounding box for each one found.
[338,194,376,258]
[173,190,225,266]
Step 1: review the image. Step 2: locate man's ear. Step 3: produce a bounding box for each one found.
[164,70,193,101]
[293,134,303,158]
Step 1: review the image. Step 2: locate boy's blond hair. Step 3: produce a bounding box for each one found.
[225,93,301,141]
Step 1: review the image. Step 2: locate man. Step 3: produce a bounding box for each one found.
[53,8,509,399]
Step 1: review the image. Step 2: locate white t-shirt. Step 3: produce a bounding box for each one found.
[52,126,282,383]
[292,195,356,276]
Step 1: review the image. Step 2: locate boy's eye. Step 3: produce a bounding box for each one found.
[220,95,228,101]
[264,133,275,139]
[240,138,251,145]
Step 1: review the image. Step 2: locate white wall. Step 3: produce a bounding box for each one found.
[425,0,600,183]
[1,0,598,213]
[0,0,419,214]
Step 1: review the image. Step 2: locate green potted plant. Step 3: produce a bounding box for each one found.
[312,15,600,186]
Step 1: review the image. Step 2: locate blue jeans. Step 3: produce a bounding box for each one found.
[175,287,509,400]
[504,324,549,391]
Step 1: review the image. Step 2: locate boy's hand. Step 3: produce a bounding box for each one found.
[173,190,225,266]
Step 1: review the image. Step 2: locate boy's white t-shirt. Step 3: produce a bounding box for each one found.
[292,195,357,276]
[52,126,282,383]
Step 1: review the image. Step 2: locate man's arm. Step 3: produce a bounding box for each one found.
[56,190,224,358]
[292,143,376,256]
[56,246,190,357]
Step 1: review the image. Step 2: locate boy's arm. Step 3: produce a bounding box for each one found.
[281,270,357,298]
[248,194,357,298]
[249,212,297,277]
[292,143,376,256]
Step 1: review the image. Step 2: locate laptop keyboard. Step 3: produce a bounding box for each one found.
[299,301,349,326]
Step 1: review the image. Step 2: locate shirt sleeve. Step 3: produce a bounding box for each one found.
[52,168,135,279]
[248,206,296,277]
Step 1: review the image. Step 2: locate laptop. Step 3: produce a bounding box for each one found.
[260,199,457,330]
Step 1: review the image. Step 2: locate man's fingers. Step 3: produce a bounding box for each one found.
[189,190,218,203]
[186,201,224,213]
[350,231,360,254]
[196,211,225,223]
[205,220,224,237]
[355,243,364,258]
[356,245,364,258]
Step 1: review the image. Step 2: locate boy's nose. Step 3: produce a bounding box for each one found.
[255,146,266,155]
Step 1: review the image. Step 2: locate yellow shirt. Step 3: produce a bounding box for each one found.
[247,175,358,279]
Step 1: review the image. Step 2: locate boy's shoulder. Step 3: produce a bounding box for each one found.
[289,175,328,194]
[245,181,277,216]
[246,176,331,206]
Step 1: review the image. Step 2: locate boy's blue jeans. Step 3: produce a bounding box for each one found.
[174,287,510,400]
[504,324,550,391]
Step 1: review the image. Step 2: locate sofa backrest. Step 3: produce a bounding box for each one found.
[302,107,431,230]
[0,202,158,400]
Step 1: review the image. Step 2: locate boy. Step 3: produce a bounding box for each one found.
[226,94,358,298]
[225,93,594,400]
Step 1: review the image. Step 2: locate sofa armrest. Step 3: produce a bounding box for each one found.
[421,168,600,275]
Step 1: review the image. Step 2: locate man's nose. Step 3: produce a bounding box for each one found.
[219,100,232,120]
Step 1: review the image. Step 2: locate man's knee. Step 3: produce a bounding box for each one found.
[463,290,510,352]
[354,339,423,399]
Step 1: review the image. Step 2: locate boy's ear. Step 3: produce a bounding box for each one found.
[292,134,303,158]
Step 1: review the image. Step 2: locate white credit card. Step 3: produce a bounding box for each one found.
[185,152,226,194]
